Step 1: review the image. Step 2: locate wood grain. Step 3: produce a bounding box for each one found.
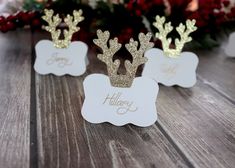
[33,33,191,168]
[35,74,191,168]
[156,42,235,168]
[157,81,235,168]
[196,45,235,100]
[0,31,32,168]
[33,32,235,168]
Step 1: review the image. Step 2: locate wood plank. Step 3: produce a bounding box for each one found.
[0,30,32,168]
[157,81,235,168]
[35,75,191,168]
[196,44,235,100]
[34,33,191,168]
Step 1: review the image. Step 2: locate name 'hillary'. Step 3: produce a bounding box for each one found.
[103,92,138,115]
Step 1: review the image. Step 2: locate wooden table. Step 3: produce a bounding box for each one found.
[0,30,234,168]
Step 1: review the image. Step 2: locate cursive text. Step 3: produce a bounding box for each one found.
[103,92,138,115]
[47,52,72,68]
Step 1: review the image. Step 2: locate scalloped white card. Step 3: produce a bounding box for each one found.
[34,40,89,76]
[142,48,199,88]
[225,32,235,57]
[81,74,159,127]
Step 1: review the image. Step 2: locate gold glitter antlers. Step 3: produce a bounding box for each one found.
[153,16,197,58]
[94,30,154,88]
[42,9,84,48]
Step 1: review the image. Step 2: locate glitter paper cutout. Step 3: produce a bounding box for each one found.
[42,9,84,48]
[153,15,197,58]
[93,30,154,88]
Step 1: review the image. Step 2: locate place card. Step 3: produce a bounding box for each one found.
[142,16,198,88]
[34,9,88,76]
[82,74,158,127]
[143,49,198,87]
[82,30,159,127]
[225,32,235,57]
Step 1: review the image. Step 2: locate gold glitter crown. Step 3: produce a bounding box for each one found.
[153,15,197,58]
[42,9,84,48]
[93,30,154,88]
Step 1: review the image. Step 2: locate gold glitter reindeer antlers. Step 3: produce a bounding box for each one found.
[94,30,154,88]
[153,16,197,58]
[42,9,84,48]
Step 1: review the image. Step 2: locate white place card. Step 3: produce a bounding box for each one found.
[34,40,88,76]
[225,32,235,57]
[142,48,199,88]
[81,74,159,127]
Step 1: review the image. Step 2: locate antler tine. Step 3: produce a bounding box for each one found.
[42,9,84,48]
[42,9,61,43]
[64,10,84,41]
[139,32,154,55]
[93,30,110,52]
[42,9,61,28]
[73,9,84,25]
[93,30,122,76]
[125,32,154,77]
[153,15,197,57]
[175,19,197,52]
[154,15,173,49]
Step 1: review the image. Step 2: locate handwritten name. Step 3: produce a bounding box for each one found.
[103,92,138,115]
[161,64,179,78]
[47,52,72,68]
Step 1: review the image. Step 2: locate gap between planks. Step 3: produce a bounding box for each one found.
[30,31,39,168]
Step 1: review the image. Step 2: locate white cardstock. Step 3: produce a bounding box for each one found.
[225,32,235,57]
[34,40,89,76]
[142,48,199,88]
[81,74,159,127]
